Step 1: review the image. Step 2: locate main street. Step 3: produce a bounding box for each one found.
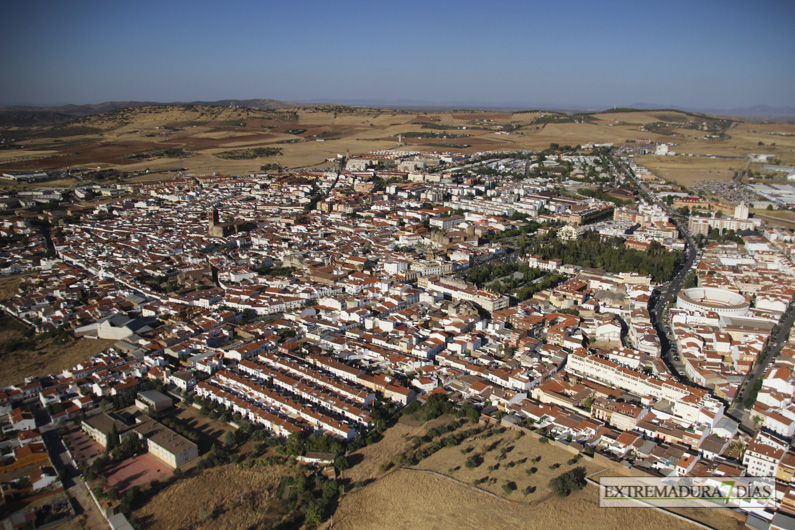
[610,155,698,378]
[728,301,795,429]
[613,153,795,431]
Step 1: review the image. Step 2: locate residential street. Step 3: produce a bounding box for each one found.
[42,429,108,530]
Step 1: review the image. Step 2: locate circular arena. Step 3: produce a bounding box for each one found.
[676,287,750,317]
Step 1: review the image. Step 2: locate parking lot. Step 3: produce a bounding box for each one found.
[62,428,103,465]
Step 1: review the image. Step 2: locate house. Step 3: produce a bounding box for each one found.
[30,466,57,491]
[675,453,700,476]
[9,407,36,432]
[169,371,196,392]
[384,383,416,406]
[743,435,787,477]
[82,412,199,468]
[82,413,132,447]
[17,429,43,446]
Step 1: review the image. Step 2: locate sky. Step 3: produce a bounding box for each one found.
[1,0,794,110]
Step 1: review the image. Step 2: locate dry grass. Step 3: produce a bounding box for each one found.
[336,422,743,530]
[341,418,424,485]
[50,515,90,530]
[0,275,23,302]
[0,317,115,387]
[634,155,741,187]
[333,468,717,530]
[415,426,598,502]
[752,208,795,229]
[132,464,289,530]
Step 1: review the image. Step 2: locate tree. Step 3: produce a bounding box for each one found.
[458,403,480,421]
[224,431,236,448]
[304,505,324,526]
[333,456,351,471]
[548,467,587,497]
[107,424,120,451]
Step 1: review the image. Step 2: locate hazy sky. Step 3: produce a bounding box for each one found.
[1,0,793,109]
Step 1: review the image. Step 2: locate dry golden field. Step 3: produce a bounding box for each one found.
[333,469,719,530]
[0,275,23,303]
[3,105,794,222]
[634,155,742,187]
[4,105,793,183]
[335,418,742,530]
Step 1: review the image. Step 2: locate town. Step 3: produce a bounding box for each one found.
[1,143,795,529]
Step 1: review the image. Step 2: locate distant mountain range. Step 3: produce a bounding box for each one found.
[312,99,795,119]
[1,97,793,127]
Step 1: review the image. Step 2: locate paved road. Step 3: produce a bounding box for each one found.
[43,429,108,529]
[728,302,795,427]
[611,155,696,378]
[734,157,752,186]
[615,154,795,430]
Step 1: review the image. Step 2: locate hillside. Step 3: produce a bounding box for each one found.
[1,105,793,189]
[0,98,304,128]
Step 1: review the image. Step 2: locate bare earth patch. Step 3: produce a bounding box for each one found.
[132,464,288,530]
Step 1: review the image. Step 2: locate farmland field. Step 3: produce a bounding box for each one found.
[3,105,793,185]
[634,155,741,187]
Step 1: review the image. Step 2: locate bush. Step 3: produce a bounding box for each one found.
[538,437,549,444]
[465,456,480,469]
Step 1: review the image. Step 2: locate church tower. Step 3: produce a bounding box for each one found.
[208,206,220,234]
